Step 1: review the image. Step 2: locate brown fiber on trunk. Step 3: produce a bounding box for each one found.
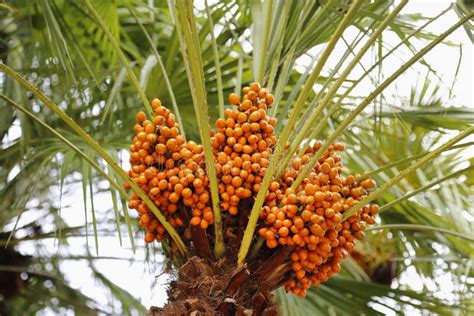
[148,193,288,315]
[149,256,280,316]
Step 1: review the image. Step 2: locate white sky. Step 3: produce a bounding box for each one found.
[3,1,473,314]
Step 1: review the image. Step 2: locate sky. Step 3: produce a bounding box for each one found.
[2,1,473,315]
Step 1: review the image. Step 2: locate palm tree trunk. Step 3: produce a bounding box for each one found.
[149,256,281,315]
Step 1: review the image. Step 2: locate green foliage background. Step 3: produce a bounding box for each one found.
[0,0,473,314]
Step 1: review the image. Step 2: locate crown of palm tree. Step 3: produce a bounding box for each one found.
[0,0,473,314]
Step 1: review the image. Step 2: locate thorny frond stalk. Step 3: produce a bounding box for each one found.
[169,0,224,258]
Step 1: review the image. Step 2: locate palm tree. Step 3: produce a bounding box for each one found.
[0,0,473,314]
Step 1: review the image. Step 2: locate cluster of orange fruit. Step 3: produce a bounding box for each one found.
[258,142,378,296]
[211,82,276,215]
[125,82,377,298]
[126,99,214,243]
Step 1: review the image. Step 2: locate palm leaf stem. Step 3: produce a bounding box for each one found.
[342,126,473,221]
[128,6,185,138]
[256,0,273,84]
[366,224,474,242]
[360,142,474,180]
[204,0,225,118]
[379,166,473,212]
[169,0,224,258]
